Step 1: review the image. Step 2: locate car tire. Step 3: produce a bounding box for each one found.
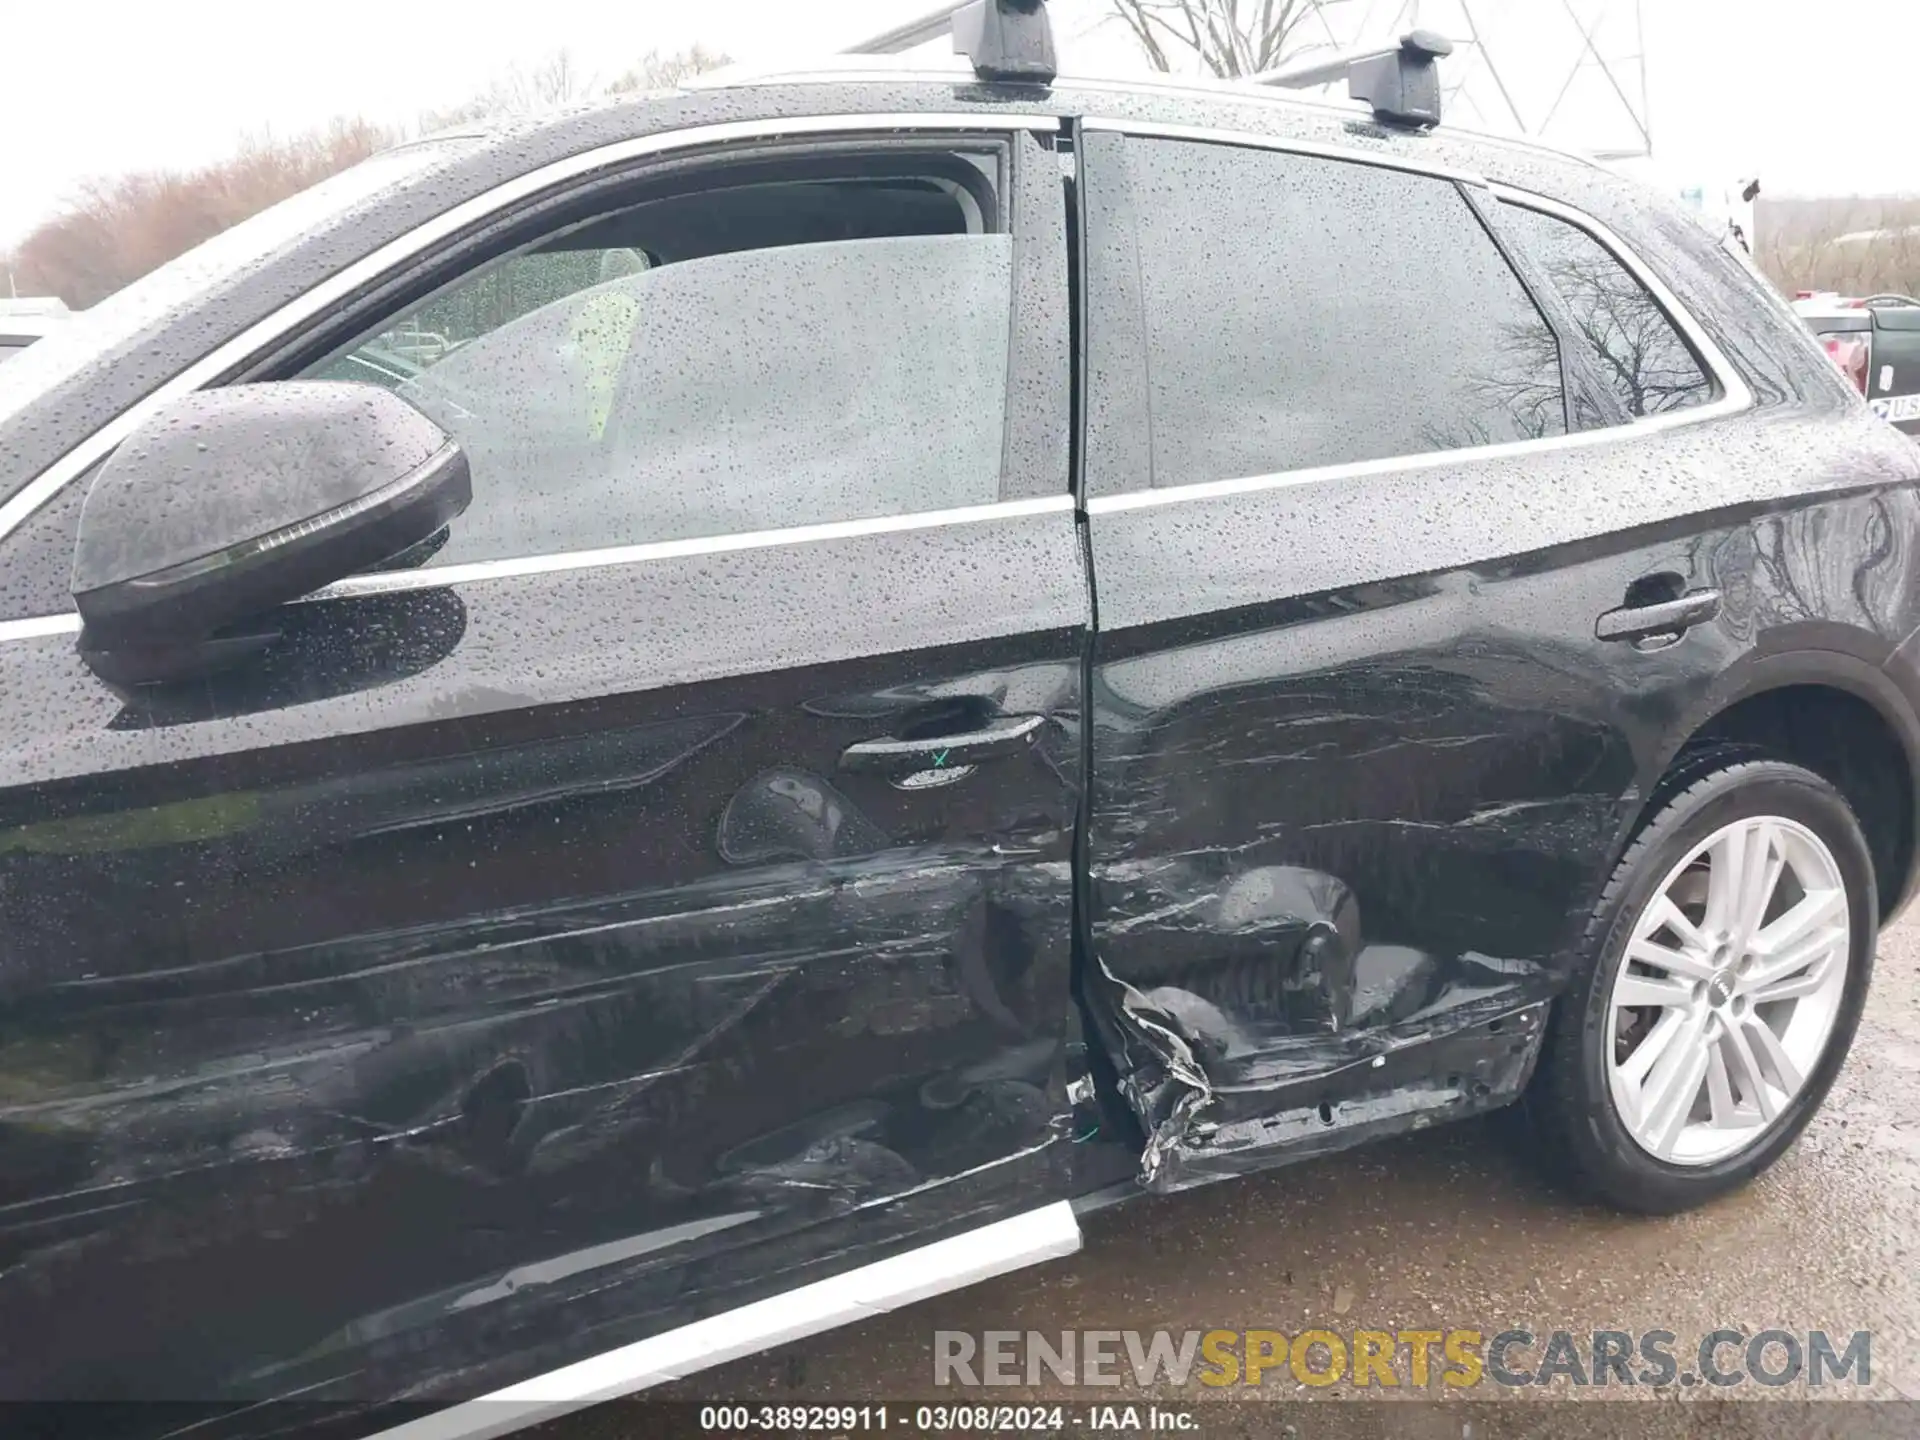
[1526,758,1876,1214]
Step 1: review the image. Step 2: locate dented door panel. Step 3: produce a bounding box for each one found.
[1082,467,1920,1191]
[1084,507,1632,1189]
[0,510,1089,1405]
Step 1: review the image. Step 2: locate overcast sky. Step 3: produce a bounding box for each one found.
[5,0,1918,253]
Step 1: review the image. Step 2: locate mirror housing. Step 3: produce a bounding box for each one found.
[71,381,470,686]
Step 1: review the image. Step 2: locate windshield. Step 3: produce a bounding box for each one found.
[0,135,479,432]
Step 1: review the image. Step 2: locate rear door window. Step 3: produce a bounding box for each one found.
[1118,137,1566,491]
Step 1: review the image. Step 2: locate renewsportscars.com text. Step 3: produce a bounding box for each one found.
[933,1328,1871,1389]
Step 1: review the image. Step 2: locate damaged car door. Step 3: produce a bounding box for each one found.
[1073,124,1723,1189]
[0,124,1087,1409]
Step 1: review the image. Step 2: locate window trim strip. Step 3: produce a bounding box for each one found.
[321,494,1074,597]
[0,112,1061,555]
[0,613,81,643]
[1071,120,1754,515]
[1082,399,1745,514]
[0,494,1076,643]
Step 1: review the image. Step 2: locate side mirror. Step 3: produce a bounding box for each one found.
[71,381,470,686]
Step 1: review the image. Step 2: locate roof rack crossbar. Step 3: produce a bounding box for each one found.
[841,4,1445,113]
[843,1,1057,84]
[843,3,970,57]
[1254,28,1454,130]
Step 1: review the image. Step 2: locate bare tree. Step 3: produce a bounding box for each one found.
[1107,0,1353,77]
[1427,240,1725,453]
[1547,251,1718,417]
[608,44,733,95]
[1753,195,1920,300]
[419,51,600,129]
[7,46,732,308]
[8,119,397,308]
[423,45,733,128]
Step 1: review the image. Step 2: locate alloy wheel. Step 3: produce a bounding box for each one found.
[1606,814,1851,1166]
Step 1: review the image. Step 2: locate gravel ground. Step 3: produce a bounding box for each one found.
[542,917,1920,1438]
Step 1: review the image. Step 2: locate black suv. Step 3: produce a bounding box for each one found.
[2,9,1918,1435]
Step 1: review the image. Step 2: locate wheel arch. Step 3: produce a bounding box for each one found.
[1635,629,1920,923]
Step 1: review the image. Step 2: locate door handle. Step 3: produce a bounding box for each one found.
[1595,589,1722,644]
[839,714,1048,779]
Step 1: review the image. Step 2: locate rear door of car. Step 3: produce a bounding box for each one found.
[0,116,1087,1415]
[1073,120,1752,1190]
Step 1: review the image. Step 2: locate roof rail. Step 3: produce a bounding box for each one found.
[844,1,1056,84]
[1253,29,1453,129]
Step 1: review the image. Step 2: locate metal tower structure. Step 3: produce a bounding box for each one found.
[1300,0,1653,158]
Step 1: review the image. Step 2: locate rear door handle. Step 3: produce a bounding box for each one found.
[1595,589,1722,644]
[839,714,1048,779]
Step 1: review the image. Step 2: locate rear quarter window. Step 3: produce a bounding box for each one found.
[1496,201,1716,419]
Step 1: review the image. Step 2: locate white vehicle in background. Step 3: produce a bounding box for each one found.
[0,297,72,361]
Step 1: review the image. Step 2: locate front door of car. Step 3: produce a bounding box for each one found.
[0,121,1087,1411]
[1073,123,1742,1189]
